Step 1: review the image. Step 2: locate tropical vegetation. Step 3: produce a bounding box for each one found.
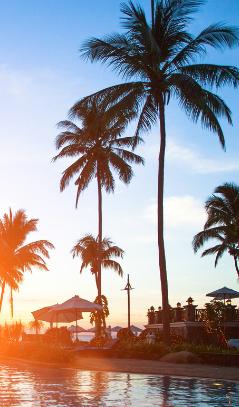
[72,234,124,334]
[53,97,143,300]
[72,234,124,293]
[29,319,44,335]
[0,209,54,317]
[72,0,239,343]
[193,182,239,277]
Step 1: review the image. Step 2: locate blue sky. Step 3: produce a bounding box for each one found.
[0,0,239,328]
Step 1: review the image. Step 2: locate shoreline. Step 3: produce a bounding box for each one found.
[1,356,239,382]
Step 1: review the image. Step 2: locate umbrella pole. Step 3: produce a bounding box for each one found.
[56,313,59,344]
[75,309,78,341]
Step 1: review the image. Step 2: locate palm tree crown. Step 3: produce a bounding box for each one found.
[0,209,54,316]
[72,234,124,289]
[54,97,144,207]
[76,0,239,344]
[79,0,239,146]
[193,183,239,277]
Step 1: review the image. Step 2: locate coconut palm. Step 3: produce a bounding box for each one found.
[53,97,143,298]
[29,319,44,335]
[193,183,239,277]
[0,209,54,317]
[72,234,124,290]
[72,234,124,335]
[76,0,239,343]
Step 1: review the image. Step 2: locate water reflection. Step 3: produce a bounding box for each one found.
[0,362,238,406]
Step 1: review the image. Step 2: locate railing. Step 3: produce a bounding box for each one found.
[147,306,239,325]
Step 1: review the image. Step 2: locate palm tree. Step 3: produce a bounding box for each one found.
[72,234,124,335]
[0,209,54,317]
[76,0,239,343]
[193,183,239,277]
[72,234,124,290]
[53,97,143,298]
[29,319,44,335]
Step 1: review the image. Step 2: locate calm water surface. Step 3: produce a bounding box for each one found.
[0,362,238,406]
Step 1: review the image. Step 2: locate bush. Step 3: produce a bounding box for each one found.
[44,327,72,345]
[0,342,74,363]
[117,328,136,342]
[112,338,169,359]
[89,335,108,347]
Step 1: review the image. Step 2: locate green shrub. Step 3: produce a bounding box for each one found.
[117,328,136,342]
[44,327,72,345]
[0,342,74,363]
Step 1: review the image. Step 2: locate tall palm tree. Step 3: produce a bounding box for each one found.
[72,234,124,290]
[193,183,239,277]
[0,209,54,317]
[76,0,239,343]
[53,97,143,298]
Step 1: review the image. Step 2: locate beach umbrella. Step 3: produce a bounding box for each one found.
[111,326,123,332]
[206,287,239,304]
[32,295,102,337]
[32,304,83,324]
[68,325,85,333]
[130,325,142,334]
[58,295,102,312]
[44,295,102,336]
[32,304,58,324]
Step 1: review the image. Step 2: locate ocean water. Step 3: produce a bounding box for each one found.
[0,361,238,406]
[73,332,118,342]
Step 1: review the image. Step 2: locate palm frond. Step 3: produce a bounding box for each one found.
[180,64,239,89]
[101,260,123,276]
[169,23,239,68]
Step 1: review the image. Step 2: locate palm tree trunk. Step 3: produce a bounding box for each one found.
[151,0,155,29]
[233,255,239,277]
[94,272,99,289]
[97,168,103,336]
[158,98,170,345]
[0,280,6,313]
[97,169,102,298]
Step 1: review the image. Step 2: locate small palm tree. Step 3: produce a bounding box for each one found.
[77,0,239,343]
[72,234,123,335]
[72,234,124,290]
[193,183,239,277]
[0,209,54,317]
[29,319,44,335]
[53,97,143,298]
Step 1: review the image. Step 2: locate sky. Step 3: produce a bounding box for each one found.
[0,0,239,329]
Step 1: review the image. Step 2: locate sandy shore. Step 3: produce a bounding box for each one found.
[2,356,239,381]
[73,357,239,381]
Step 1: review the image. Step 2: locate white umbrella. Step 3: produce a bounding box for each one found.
[206,286,239,304]
[53,295,102,338]
[33,296,102,337]
[68,325,85,333]
[32,304,83,324]
[57,295,102,312]
[130,325,143,333]
[111,326,123,332]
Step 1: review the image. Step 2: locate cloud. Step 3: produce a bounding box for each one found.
[167,140,239,174]
[145,195,206,228]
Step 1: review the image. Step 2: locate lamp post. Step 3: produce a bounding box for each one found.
[122,274,134,330]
